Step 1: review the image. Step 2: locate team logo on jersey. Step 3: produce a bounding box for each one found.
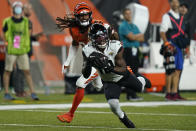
[108,52,114,56]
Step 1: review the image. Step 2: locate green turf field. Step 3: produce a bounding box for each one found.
[0,92,196,131]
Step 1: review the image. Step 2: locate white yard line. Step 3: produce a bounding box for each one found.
[6,109,196,117]
[0,101,196,110]
[0,123,195,131]
[148,93,165,97]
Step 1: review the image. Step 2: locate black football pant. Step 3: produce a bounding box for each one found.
[104,74,142,100]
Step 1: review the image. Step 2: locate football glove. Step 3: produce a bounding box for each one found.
[88,52,109,69]
[88,52,114,74]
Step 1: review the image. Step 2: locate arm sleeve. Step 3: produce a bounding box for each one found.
[82,51,92,78]
[160,14,170,32]
[63,44,78,66]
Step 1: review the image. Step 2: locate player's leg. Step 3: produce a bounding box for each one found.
[70,68,100,114]
[57,76,85,123]
[118,74,143,93]
[104,82,135,128]
[57,67,99,123]
[119,72,151,93]
[135,73,151,89]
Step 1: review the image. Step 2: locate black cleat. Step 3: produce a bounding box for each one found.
[119,113,135,128]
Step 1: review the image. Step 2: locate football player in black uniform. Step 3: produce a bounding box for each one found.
[82,23,151,128]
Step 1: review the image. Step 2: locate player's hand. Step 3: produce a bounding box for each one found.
[103,62,114,73]
[88,52,114,74]
[89,52,108,69]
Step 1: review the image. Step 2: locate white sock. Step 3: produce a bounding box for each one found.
[108,99,124,118]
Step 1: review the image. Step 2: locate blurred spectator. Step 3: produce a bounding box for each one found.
[118,8,144,101]
[0,40,6,91]
[177,2,190,94]
[179,2,191,57]
[2,1,39,100]
[160,0,189,100]
[12,3,43,97]
[6,0,26,97]
[23,3,34,58]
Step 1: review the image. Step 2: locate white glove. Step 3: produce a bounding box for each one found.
[62,45,78,74]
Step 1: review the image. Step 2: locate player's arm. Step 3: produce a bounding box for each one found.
[113,47,127,73]
[82,51,92,78]
[63,43,78,66]
[62,41,79,73]
[62,29,79,73]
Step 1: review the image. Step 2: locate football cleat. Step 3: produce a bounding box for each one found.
[119,113,135,128]
[57,112,74,123]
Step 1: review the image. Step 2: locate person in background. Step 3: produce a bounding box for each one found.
[177,2,190,96]
[2,1,39,100]
[118,8,145,101]
[0,39,6,91]
[160,0,188,100]
[12,3,43,97]
[179,2,190,58]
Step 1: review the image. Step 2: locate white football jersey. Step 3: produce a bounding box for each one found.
[83,40,124,82]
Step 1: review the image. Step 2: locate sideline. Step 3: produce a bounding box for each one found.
[0,101,196,110]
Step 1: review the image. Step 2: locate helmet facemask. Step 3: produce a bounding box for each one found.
[74,2,92,27]
[75,12,92,26]
[89,24,109,50]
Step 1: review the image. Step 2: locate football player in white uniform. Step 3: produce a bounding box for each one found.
[82,23,151,128]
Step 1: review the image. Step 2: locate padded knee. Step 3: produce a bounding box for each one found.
[76,75,87,88]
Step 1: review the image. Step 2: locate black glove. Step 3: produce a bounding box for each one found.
[88,52,108,69]
[88,52,114,74]
[102,60,114,74]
